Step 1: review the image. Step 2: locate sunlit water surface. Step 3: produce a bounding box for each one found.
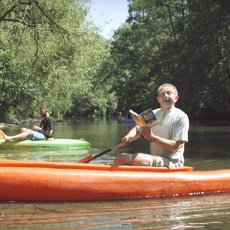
[0,119,229,229]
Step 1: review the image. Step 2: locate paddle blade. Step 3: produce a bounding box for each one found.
[78,155,94,163]
[78,148,112,163]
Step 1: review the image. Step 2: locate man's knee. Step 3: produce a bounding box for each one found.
[114,153,133,165]
[132,153,153,166]
[20,128,28,132]
[25,129,34,136]
[115,153,153,166]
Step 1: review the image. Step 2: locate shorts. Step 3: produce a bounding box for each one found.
[115,153,184,168]
[31,131,47,141]
[150,155,184,168]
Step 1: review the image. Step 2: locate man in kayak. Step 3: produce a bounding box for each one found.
[115,83,189,168]
[1,106,54,142]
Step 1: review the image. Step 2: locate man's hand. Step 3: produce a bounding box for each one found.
[140,127,153,141]
[122,135,133,145]
[121,126,140,145]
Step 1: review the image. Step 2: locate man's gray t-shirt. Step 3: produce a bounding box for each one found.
[150,106,189,163]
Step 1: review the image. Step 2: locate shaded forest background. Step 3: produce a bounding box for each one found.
[0,0,229,122]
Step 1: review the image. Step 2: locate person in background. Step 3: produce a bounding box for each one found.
[115,83,189,168]
[1,106,54,142]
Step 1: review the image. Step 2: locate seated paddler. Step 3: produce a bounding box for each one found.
[114,83,189,168]
[1,106,54,142]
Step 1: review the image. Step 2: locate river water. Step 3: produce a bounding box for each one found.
[0,119,229,229]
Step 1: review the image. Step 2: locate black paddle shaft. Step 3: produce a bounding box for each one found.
[92,148,112,160]
[91,141,126,161]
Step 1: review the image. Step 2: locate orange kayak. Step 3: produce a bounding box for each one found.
[0,159,230,202]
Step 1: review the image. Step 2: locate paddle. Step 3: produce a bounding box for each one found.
[78,135,140,163]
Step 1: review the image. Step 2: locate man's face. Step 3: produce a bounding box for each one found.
[41,108,47,117]
[157,86,178,109]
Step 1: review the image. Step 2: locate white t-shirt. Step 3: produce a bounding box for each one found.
[150,106,189,162]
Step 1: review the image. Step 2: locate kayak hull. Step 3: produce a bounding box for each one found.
[0,160,229,202]
[0,138,90,149]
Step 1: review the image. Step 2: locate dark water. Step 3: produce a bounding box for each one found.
[0,119,229,229]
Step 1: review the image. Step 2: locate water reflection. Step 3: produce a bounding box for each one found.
[0,194,229,229]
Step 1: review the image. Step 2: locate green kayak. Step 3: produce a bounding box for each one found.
[0,138,90,149]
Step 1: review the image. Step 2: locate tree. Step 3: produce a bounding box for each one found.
[0,0,114,121]
[102,0,230,119]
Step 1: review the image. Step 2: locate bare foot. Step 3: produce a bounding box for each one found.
[0,130,11,142]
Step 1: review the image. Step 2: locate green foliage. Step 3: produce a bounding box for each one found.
[103,0,230,119]
[0,0,115,121]
[1,0,229,122]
